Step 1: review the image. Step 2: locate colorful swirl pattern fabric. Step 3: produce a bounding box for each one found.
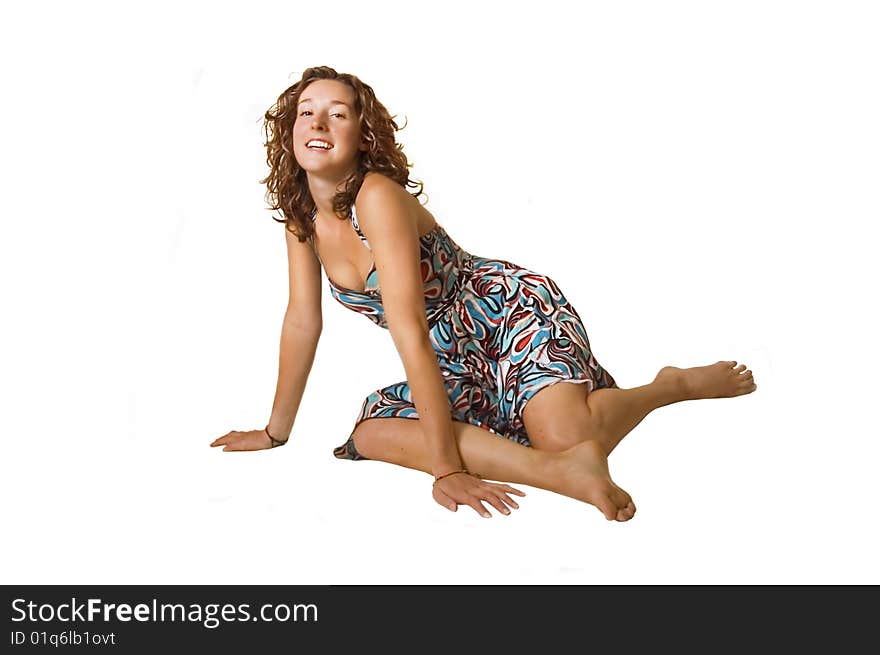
[310,205,618,460]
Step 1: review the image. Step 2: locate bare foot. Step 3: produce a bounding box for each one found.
[655,360,757,401]
[553,440,636,522]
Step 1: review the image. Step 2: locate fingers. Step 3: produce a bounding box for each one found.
[497,484,527,497]
[481,492,511,516]
[210,431,253,448]
[437,478,529,518]
[482,483,525,513]
[222,438,245,451]
[471,484,528,517]
[432,485,457,512]
[466,498,492,519]
[495,490,519,509]
[210,432,235,447]
[498,493,519,510]
[212,431,245,451]
[485,487,520,512]
[212,433,253,451]
[211,429,275,452]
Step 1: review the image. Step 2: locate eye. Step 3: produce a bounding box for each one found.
[298,110,345,118]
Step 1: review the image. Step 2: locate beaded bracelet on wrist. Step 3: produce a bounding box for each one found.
[433,468,469,485]
[265,425,287,448]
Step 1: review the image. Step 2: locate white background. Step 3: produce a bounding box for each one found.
[1,0,877,584]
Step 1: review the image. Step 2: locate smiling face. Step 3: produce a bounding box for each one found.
[292,79,366,177]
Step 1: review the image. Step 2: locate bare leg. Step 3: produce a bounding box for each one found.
[588,360,757,454]
[351,418,636,522]
[587,376,685,455]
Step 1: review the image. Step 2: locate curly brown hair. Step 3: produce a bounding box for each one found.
[259,66,425,242]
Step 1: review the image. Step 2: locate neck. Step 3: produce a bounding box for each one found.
[306,167,357,217]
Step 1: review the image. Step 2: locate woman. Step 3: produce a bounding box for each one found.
[210,66,757,522]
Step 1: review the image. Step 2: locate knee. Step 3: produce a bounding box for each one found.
[350,418,383,457]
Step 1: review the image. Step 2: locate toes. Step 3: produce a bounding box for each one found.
[609,487,635,521]
[616,501,636,521]
[596,495,618,521]
[735,383,757,395]
[733,364,746,373]
[596,484,636,522]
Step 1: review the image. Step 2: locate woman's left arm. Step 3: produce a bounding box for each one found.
[356,176,521,517]
[355,176,462,477]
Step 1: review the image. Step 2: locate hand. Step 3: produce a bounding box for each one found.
[432,472,526,518]
[210,428,286,451]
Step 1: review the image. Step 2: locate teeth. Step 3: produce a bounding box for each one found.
[307,140,332,149]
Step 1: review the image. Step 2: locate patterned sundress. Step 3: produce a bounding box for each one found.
[308,204,618,460]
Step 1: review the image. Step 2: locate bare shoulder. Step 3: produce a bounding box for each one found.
[356,172,433,232]
[357,171,410,206]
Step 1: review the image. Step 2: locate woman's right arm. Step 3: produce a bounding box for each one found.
[265,318,321,442]
[211,226,323,451]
